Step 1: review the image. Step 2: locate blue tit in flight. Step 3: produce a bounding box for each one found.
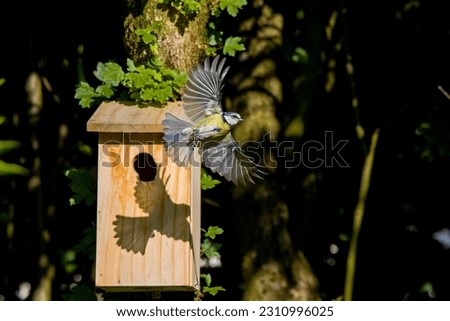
[162,55,266,185]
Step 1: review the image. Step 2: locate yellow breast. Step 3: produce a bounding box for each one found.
[193,114,231,139]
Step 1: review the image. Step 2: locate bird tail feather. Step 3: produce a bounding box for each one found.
[162,113,195,167]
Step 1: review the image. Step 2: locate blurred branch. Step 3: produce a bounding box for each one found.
[344,128,380,301]
[341,6,365,146]
[438,86,450,101]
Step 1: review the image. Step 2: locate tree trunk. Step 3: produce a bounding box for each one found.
[122,0,218,72]
[228,1,320,300]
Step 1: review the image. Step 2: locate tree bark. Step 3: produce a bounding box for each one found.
[228,1,320,300]
[122,0,219,72]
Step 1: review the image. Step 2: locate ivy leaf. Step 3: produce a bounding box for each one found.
[154,86,174,103]
[172,72,188,89]
[200,274,225,296]
[62,284,98,301]
[204,226,224,239]
[93,62,124,86]
[124,72,152,89]
[73,226,96,260]
[201,168,221,190]
[135,27,157,45]
[201,238,222,258]
[65,168,96,206]
[75,53,184,106]
[207,22,223,47]
[126,58,137,72]
[201,273,212,287]
[203,286,226,296]
[211,7,221,17]
[149,43,159,55]
[205,47,217,56]
[184,0,201,13]
[74,82,101,108]
[220,0,247,17]
[141,86,173,103]
[95,84,114,98]
[223,36,245,56]
[150,57,164,67]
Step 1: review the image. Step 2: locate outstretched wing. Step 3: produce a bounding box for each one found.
[182,55,230,123]
[201,133,266,185]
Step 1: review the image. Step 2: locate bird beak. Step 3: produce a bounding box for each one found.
[240,118,244,122]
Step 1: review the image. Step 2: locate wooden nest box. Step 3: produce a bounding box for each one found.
[87,101,201,292]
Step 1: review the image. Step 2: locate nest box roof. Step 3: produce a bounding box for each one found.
[87,101,183,133]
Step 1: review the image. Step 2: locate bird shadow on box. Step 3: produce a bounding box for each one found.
[111,164,192,255]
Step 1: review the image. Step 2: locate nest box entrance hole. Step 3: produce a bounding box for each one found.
[134,152,157,182]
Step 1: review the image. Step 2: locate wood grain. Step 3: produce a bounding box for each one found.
[87,101,184,133]
[89,102,200,291]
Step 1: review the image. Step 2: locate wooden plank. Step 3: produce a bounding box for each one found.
[190,151,202,290]
[87,101,184,133]
[95,132,200,291]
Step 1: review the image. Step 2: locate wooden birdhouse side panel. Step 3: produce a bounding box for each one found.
[95,132,200,291]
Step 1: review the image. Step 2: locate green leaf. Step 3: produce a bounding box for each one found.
[205,47,217,56]
[0,160,29,177]
[77,142,93,156]
[223,36,245,56]
[149,43,159,55]
[172,72,188,88]
[200,274,226,296]
[208,34,217,46]
[292,47,309,64]
[93,62,124,86]
[204,226,224,239]
[201,238,222,258]
[150,57,164,67]
[0,140,21,155]
[0,211,8,224]
[124,70,155,89]
[185,0,201,13]
[74,82,101,108]
[201,169,221,190]
[201,273,212,287]
[135,27,157,45]
[126,58,137,72]
[211,7,221,17]
[220,0,247,17]
[65,168,96,206]
[61,250,77,274]
[203,286,226,296]
[95,84,114,98]
[141,86,173,103]
[75,52,184,106]
[419,281,434,294]
[207,22,223,47]
[62,284,98,301]
[0,115,6,126]
[73,226,96,260]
